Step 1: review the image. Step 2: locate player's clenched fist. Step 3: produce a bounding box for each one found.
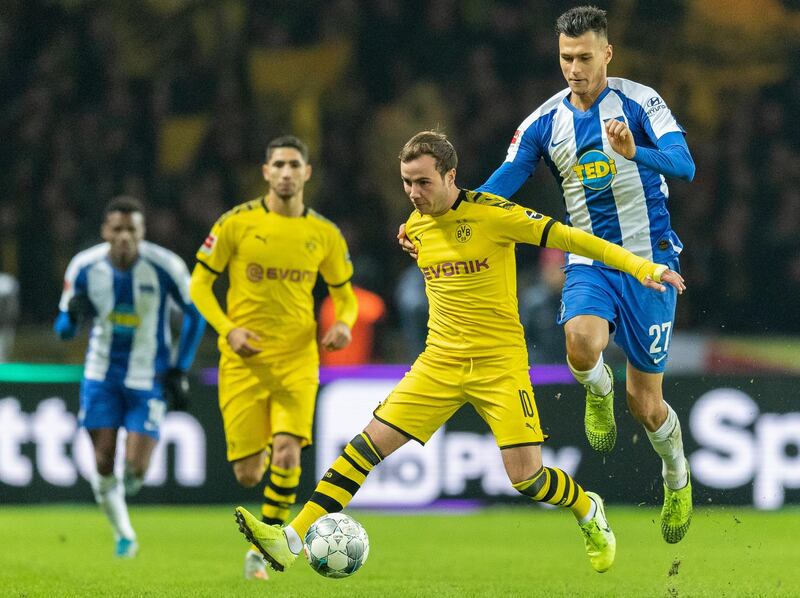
[321,321,352,351]
[397,223,418,259]
[605,118,636,160]
[226,327,262,357]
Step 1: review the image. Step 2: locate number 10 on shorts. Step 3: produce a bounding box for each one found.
[519,389,535,418]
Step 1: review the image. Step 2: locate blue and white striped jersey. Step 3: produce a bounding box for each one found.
[56,241,204,390]
[480,77,693,266]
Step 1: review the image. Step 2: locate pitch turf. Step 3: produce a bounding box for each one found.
[2,505,798,597]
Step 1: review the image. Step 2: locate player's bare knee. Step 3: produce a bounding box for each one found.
[627,395,664,431]
[233,464,263,488]
[271,436,301,469]
[565,331,603,370]
[95,453,115,476]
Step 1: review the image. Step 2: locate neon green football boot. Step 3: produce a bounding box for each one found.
[660,461,693,543]
[584,364,617,453]
[234,506,297,572]
[579,492,616,573]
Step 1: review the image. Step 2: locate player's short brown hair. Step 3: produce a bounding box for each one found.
[265,135,309,163]
[399,131,458,176]
[555,5,608,39]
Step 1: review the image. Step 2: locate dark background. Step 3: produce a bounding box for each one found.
[2,0,800,360]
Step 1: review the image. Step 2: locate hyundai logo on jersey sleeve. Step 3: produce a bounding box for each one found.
[647,96,662,107]
[572,149,617,191]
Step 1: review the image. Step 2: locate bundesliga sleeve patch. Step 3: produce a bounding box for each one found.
[199,234,217,255]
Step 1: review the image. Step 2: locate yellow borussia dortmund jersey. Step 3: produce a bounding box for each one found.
[196,198,353,359]
[405,189,555,358]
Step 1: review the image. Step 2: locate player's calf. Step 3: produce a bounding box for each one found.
[513,466,616,572]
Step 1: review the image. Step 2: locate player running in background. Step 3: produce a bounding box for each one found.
[55,196,205,558]
[477,5,696,544]
[189,135,358,580]
[234,131,686,575]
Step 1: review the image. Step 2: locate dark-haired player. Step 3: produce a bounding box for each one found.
[190,135,358,580]
[55,196,205,557]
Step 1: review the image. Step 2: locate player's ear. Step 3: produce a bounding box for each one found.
[605,44,613,65]
[261,163,270,182]
[304,163,312,182]
[446,168,456,186]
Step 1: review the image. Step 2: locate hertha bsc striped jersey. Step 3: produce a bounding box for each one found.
[480,77,694,267]
[55,241,204,390]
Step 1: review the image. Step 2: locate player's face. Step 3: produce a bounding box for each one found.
[400,155,456,216]
[263,147,312,200]
[102,211,144,265]
[559,32,612,102]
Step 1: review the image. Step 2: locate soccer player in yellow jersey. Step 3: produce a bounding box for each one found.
[189,135,358,580]
[233,131,685,574]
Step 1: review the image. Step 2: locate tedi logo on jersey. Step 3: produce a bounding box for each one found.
[108,304,139,334]
[572,149,617,191]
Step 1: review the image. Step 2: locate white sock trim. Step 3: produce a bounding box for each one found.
[92,474,135,540]
[578,496,597,525]
[568,355,612,397]
[284,525,303,555]
[646,403,688,489]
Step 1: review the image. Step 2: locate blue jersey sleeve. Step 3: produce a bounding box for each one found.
[54,311,78,340]
[477,161,531,198]
[478,118,547,198]
[54,266,90,340]
[632,131,695,181]
[174,304,205,372]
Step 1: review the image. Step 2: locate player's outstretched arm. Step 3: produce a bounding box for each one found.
[544,222,685,294]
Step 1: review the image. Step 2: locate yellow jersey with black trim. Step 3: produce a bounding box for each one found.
[196,198,353,358]
[405,189,558,359]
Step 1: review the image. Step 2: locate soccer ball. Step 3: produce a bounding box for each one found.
[303,513,369,578]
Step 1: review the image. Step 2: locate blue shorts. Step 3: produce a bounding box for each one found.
[557,259,679,373]
[79,377,167,439]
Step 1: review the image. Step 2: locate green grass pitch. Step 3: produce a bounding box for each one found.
[2,505,798,597]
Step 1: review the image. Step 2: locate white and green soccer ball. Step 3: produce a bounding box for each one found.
[303,513,370,578]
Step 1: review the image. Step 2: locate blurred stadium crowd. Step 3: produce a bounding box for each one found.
[2,0,800,363]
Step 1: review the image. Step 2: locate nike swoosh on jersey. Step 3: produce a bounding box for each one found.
[653,354,667,364]
[550,137,569,148]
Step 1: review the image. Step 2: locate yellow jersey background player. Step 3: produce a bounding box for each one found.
[234,131,685,575]
[189,135,358,580]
